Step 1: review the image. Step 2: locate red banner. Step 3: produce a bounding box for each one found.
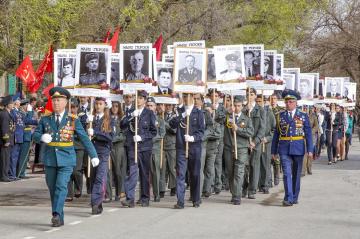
[153,34,163,61]
[15,56,37,88]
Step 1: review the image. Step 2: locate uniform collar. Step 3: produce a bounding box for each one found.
[54,110,66,122]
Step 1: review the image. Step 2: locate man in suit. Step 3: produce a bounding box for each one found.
[125,51,146,81]
[0,95,15,182]
[120,90,157,207]
[271,89,313,206]
[157,68,173,94]
[299,78,312,99]
[178,55,202,83]
[326,79,341,98]
[244,51,260,77]
[33,87,99,227]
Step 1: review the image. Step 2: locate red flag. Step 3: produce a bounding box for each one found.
[15,56,37,88]
[42,83,54,113]
[153,34,163,61]
[109,28,120,53]
[29,45,54,93]
[103,29,111,43]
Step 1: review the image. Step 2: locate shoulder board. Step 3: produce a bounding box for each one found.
[43,112,52,117]
[69,114,78,119]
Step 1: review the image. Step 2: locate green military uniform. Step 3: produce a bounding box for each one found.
[202,108,222,196]
[271,105,283,185]
[151,114,166,201]
[259,106,275,192]
[242,103,265,198]
[223,110,254,204]
[302,110,318,175]
[160,110,177,196]
[213,104,226,194]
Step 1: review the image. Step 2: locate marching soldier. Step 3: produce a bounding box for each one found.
[160,104,177,197]
[257,95,275,193]
[121,90,157,207]
[0,96,15,182]
[302,106,319,176]
[243,88,265,199]
[147,97,166,202]
[33,87,99,226]
[170,93,205,209]
[271,90,313,206]
[223,95,254,204]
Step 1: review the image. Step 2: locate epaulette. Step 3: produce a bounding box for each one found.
[43,112,52,117]
[69,114,78,119]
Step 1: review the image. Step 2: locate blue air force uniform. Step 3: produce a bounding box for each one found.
[33,87,98,226]
[169,104,205,208]
[271,90,313,205]
[120,92,157,206]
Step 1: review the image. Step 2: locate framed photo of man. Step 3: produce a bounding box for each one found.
[207,49,217,89]
[74,44,111,97]
[263,50,276,81]
[318,78,325,98]
[283,73,296,90]
[214,45,246,90]
[109,53,122,101]
[344,82,356,102]
[283,68,300,90]
[54,50,76,92]
[302,73,319,97]
[243,44,264,80]
[325,77,344,99]
[298,74,314,100]
[275,54,284,80]
[154,62,174,95]
[173,47,207,93]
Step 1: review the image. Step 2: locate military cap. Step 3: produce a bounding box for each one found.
[63,58,73,66]
[20,99,29,106]
[85,53,99,63]
[264,56,271,64]
[146,97,156,104]
[49,86,71,99]
[138,90,148,98]
[282,89,301,101]
[1,95,14,106]
[225,53,239,61]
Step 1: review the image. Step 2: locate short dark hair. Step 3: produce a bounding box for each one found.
[158,68,171,76]
[244,51,255,57]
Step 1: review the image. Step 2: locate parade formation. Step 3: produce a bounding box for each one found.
[0,38,358,229]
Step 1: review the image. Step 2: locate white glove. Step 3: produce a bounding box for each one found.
[87,114,94,123]
[91,158,100,167]
[131,109,140,117]
[184,134,195,142]
[41,133,52,143]
[186,108,192,116]
[181,112,186,118]
[27,104,33,112]
[87,128,94,137]
[133,135,142,142]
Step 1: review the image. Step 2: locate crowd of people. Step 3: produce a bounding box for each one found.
[0,87,357,227]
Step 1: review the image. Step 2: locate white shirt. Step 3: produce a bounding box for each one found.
[80,103,89,112]
[138,107,144,117]
[288,109,296,119]
[96,113,104,120]
[234,112,242,122]
[55,110,66,122]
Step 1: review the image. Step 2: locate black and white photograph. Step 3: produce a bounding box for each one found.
[242,44,264,78]
[154,62,174,94]
[298,73,314,100]
[119,43,152,82]
[283,73,296,90]
[54,50,76,90]
[325,77,344,98]
[74,44,111,96]
[318,79,325,97]
[276,54,284,80]
[344,82,357,101]
[173,47,207,93]
[283,68,300,90]
[263,50,276,80]
[162,53,174,63]
[110,53,120,94]
[173,40,206,48]
[302,72,319,96]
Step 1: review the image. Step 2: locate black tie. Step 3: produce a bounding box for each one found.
[235,115,239,123]
[81,106,85,112]
[56,114,60,128]
[288,111,292,119]
[248,68,251,76]
[96,115,100,122]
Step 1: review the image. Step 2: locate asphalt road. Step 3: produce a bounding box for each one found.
[1,135,360,239]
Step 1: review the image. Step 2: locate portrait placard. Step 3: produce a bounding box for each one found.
[54,49,76,94]
[263,50,276,81]
[344,82,357,102]
[325,77,344,99]
[154,62,174,95]
[283,73,296,90]
[207,48,217,89]
[109,53,122,101]
[74,44,111,97]
[275,54,284,80]
[173,47,207,93]
[243,44,264,86]
[283,68,300,90]
[298,73,314,100]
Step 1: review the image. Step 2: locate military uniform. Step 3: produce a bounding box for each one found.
[33,87,98,226]
[0,96,15,182]
[259,106,275,192]
[220,70,241,81]
[302,110,318,175]
[223,107,254,204]
[125,72,146,81]
[120,96,157,207]
[160,110,177,196]
[178,68,202,83]
[271,105,283,186]
[242,102,266,199]
[79,72,106,85]
[150,113,166,201]
[271,90,313,205]
[169,104,205,208]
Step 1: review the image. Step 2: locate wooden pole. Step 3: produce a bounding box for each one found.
[135,90,138,163]
[342,107,347,160]
[185,94,190,159]
[261,91,265,153]
[231,91,238,160]
[160,111,164,169]
[87,97,94,178]
[212,90,216,120]
[247,88,253,153]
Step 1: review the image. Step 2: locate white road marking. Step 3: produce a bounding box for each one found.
[45,228,60,233]
[69,220,82,225]
[23,237,36,239]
